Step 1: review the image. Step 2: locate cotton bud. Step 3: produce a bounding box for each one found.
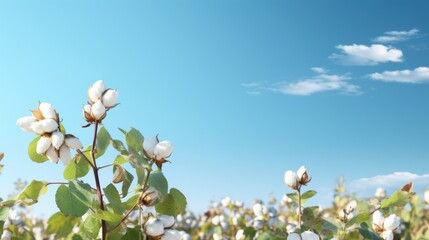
[161,229,181,240]
[88,80,106,103]
[143,135,159,157]
[39,102,57,120]
[91,100,106,121]
[102,89,118,108]
[142,186,160,206]
[154,141,173,160]
[372,210,385,228]
[65,135,83,150]
[284,170,300,190]
[145,219,164,237]
[46,146,58,164]
[0,152,4,161]
[51,131,65,149]
[301,231,320,240]
[297,166,311,185]
[17,116,36,132]
[424,191,429,203]
[40,119,59,133]
[381,230,394,240]
[287,233,301,240]
[375,188,386,198]
[36,137,52,154]
[236,229,245,240]
[158,215,175,228]
[112,165,126,183]
[59,145,71,165]
[383,214,400,231]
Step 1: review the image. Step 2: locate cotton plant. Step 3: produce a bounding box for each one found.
[0,80,187,240]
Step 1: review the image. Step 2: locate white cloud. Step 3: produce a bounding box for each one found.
[246,91,261,95]
[241,82,260,87]
[369,67,429,83]
[311,67,327,74]
[373,28,419,43]
[270,71,361,96]
[350,172,429,190]
[330,44,403,65]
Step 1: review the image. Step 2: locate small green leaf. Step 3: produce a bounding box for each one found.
[243,227,257,239]
[121,170,134,198]
[381,190,413,209]
[0,207,9,221]
[55,181,93,217]
[125,128,144,153]
[63,148,92,180]
[155,188,187,216]
[118,128,127,135]
[93,210,123,222]
[169,188,187,215]
[346,213,370,228]
[47,212,79,238]
[83,214,101,239]
[148,171,168,199]
[104,184,125,214]
[111,139,129,155]
[17,180,48,205]
[28,137,48,163]
[301,190,317,204]
[96,126,111,158]
[113,155,128,165]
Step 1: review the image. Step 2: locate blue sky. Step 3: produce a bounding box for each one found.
[1,1,429,217]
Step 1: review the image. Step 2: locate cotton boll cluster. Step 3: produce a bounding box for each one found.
[287,231,320,240]
[284,166,311,190]
[338,200,357,221]
[143,135,173,169]
[143,215,183,240]
[17,102,83,165]
[83,80,119,123]
[372,211,401,240]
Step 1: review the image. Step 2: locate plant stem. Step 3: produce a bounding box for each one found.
[98,163,114,170]
[90,122,107,240]
[46,182,67,186]
[297,187,302,229]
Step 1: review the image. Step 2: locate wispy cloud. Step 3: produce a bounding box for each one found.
[350,172,429,190]
[242,68,361,96]
[369,67,429,83]
[330,44,403,65]
[241,82,260,88]
[373,28,419,43]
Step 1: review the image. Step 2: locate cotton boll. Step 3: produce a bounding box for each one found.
[145,220,164,237]
[39,102,57,120]
[301,231,320,240]
[154,141,173,160]
[158,215,175,228]
[381,230,394,240]
[40,119,59,133]
[235,229,245,240]
[161,229,181,240]
[287,233,301,240]
[59,145,71,165]
[36,137,52,154]
[65,136,83,150]
[284,171,299,190]
[102,89,119,108]
[91,100,106,121]
[51,131,65,149]
[143,135,159,157]
[46,146,58,164]
[384,214,400,231]
[88,80,106,103]
[372,210,385,228]
[16,116,36,132]
[31,121,46,135]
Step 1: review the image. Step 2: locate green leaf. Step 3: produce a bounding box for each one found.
[17,180,48,205]
[93,210,123,222]
[122,226,141,240]
[346,213,370,228]
[83,214,101,239]
[47,212,79,238]
[243,227,257,239]
[55,181,93,217]
[148,171,168,199]
[113,155,128,165]
[124,150,150,171]
[121,170,134,198]
[301,190,317,204]
[96,126,111,158]
[122,194,139,210]
[256,232,273,240]
[111,139,129,155]
[28,136,48,163]
[359,223,382,240]
[0,208,9,222]
[104,184,125,214]
[125,128,144,153]
[381,190,413,209]
[118,128,127,135]
[63,148,92,180]
[155,188,187,216]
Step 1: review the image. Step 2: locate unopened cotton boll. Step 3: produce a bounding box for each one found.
[235,229,245,240]
[88,80,106,103]
[382,230,394,240]
[287,233,301,240]
[102,89,118,108]
[51,131,65,149]
[59,145,71,165]
[372,210,385,228]
[46,146,58,163]
[91,100,106,120]
[40,119,59,133]
[154,141,173,160]
[161,229,181,240]
[36,137,52,154]
[284,170,299,190]
[39,102,57,120]
[383,214,400,231]
[143,135,159,157]
[301,231,320,240]
[158,215,175,228]
[145,220,164,237]
[17,116,36,132]
[65,136,83,150]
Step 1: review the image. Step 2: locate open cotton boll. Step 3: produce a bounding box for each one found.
[301,231,320,240]
[102,89,118,108]
[16,116,36,132]
[384,214,400,231]
[46,146,58,164]
[236,229,245,240]
[91,100,106,120]
[382,230,394,240]
[158,215,175,228]
[145,220,164,237]
[161,229,181,240]
[31,121,45,135]
[88,80,106,103]
[287,233,301,240]
[154,141,173,160]
[59,145,71,165]
[51,131,65,149]
[284,170,299,190]
[143,135,159,157]
[40,119,59,133]
[39,102,57,120]
[372,210,385,228]
[36,137,52,154]
[65,136,83,150]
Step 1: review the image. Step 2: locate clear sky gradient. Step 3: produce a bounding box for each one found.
[1,1,428,217]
